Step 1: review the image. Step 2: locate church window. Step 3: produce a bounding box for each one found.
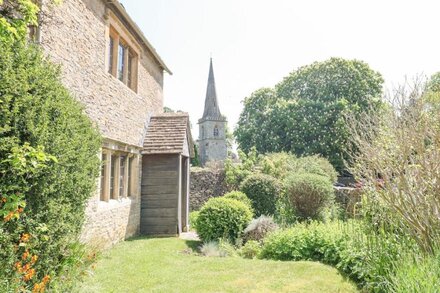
[213,126,219,137]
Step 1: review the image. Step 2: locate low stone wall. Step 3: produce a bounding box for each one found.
[80,194,140,250]
[190,167,231,211]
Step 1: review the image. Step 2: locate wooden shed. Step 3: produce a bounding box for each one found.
[140,113,194,235]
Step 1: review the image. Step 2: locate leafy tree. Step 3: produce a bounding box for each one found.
[0,40,101,290]
[235,58,384,171]
[0,0,39,44]
[235,88,281,154]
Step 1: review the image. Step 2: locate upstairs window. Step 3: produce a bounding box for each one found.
[108,26,138,92]
[213,126,219,137]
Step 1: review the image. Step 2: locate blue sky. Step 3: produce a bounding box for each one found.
[119,0,440,132]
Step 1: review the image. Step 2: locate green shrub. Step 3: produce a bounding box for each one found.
[243,215,278,243]
[284,173,334,220]
[189,211,199,229]
[195,197,253,242]
[260,153,338,183]
[260,221,346,264]
[240,173,281,216]
[0,42,101,290]
[239,240,262,259]
[223,191,253,211]
[291,155,338,183]
[389,251,440,292]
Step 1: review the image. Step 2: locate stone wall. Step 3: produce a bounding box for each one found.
[40,0,163,147]
[39,0,165,248]
[198,120,228,166]
[190,167,231,211]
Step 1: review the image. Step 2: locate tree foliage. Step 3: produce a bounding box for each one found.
[235,58,384,171]
[0,0,39,44]
[0,41,101,290]
[348,81,440,254]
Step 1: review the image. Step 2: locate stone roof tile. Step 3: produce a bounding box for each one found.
[142,113,194,157]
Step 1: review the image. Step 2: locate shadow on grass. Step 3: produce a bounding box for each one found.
[125,235,175,242]
[185,240,202,253]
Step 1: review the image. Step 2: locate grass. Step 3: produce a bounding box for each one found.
[77,237,358,293]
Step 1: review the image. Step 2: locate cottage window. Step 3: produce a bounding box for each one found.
[100,150,138,201]
[108,25,138,92]
[119,155,126,197]
[127,156,135,196]
[110,155,117,199]
[108,36,114,74]
[100,153,107,201]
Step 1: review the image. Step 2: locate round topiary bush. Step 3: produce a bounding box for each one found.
[195,197,253,242]
[284,172,334,220]
[223,191,253,212]
[240,173,281,216]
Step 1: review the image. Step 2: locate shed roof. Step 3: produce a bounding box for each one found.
[142,113,194,157]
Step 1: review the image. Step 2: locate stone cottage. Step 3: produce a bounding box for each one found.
[36,0,193,248]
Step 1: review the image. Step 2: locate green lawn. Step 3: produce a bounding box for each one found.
[77,237,358,293]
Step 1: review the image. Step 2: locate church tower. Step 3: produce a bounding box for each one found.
[198,58,228,166]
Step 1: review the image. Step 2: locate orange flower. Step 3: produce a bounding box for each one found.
[32,282,43,293]
[3,211,14,222]
[23,263,30,272]
[1,197,6,203]
[20,233,31,243]
[31,255,38,264]
[23,268,35,281]
[22,250,30,260]
[14,261,22,273]
[17,207,24,213]
[42,275,50,283]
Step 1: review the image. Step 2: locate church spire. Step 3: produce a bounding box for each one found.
[201,58,224,121]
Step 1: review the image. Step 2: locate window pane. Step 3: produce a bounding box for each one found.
[128,51,133,88]
[127,157,131,196]
[110,155,117,199]
[119,156,126,197]
[100,153,106,200]
[108,36,114,74]
[117,43,125,81]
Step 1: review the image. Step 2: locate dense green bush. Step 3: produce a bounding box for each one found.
[240,173,281,216]
[389,251,440,292]
[223,191,253,212]
[260,221,346,264]
[284,173,334,220]
[195,197,253,242]
[189,211,200,229]
[239,240,262,259]
[0,42,101,291]
[260,153,338,183]
[243,215,278,243]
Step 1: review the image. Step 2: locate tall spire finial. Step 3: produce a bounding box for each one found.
[201,58,223,121]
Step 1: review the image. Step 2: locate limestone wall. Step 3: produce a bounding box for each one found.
[190,167,231,211]
[39,0,163,147]
[38,0,165,248]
